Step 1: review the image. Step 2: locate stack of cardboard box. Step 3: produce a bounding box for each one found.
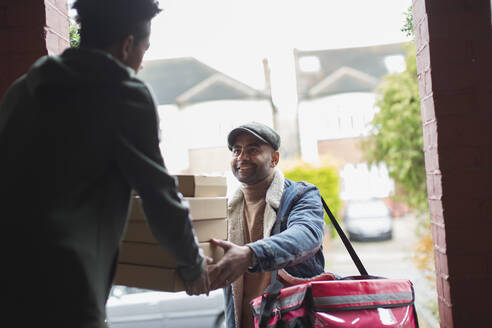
[114,175,228,292]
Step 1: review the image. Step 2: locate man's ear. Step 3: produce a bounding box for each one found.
[120,34,135,62]
[271,151,280,167]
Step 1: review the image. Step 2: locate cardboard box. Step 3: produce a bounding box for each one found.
[129,196,228,221]
[115,242,225,292]
[192,218,227,242]
[119,242,224,268]
[119,194,229,293]
[184,197,228,220]
[176,174,227,197]
[124,218,227,243]
[114,264,185,292]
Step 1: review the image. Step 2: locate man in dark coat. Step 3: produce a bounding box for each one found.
[0,1,208,327]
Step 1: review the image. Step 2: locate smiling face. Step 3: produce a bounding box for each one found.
[230,133,279,185]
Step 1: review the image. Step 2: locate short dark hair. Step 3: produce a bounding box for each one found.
[72,0,162,49]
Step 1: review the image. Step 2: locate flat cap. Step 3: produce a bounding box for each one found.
[227,122,280,151]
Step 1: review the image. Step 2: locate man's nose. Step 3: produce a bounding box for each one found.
[237,150,249,161]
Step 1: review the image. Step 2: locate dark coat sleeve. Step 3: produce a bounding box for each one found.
[113,80,203,281]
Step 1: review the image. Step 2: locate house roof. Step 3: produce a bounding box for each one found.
[138,57,268,106]
[294,43,407,101]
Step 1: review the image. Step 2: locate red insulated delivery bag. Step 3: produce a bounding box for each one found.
[251,276,417,327]
[250,197,419,328]
[310,278,416,327]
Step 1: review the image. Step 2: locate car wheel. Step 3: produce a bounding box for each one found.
[215,313,226,328]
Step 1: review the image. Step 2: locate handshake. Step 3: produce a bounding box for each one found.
[184,238,254,296]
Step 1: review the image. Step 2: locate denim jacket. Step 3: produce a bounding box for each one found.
[224,168,325,328]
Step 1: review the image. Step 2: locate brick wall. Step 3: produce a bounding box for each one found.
[45,0,69,55]
[0,0,68,99]
[413,0,492,326]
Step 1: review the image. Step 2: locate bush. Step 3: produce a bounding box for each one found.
[284,164,342,227]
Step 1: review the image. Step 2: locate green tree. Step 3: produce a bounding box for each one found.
[70,21,80,48]
[363,43,427,213]
[401,6,414,38]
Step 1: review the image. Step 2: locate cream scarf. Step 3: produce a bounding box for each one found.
[227,168,284,327]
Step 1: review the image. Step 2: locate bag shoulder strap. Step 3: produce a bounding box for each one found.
[270,194,368,283]
[320,196,368,276]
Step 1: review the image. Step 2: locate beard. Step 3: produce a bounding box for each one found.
[232,161,270,185]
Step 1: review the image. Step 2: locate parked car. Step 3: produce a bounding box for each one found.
[343,198,393,241]
[106,286,225,328]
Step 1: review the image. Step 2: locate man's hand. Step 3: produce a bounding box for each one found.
[184,257,213,296]
[208,238,252,290]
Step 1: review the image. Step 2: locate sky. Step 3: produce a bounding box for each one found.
[69,0,412,112]
[143,0,412,111]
